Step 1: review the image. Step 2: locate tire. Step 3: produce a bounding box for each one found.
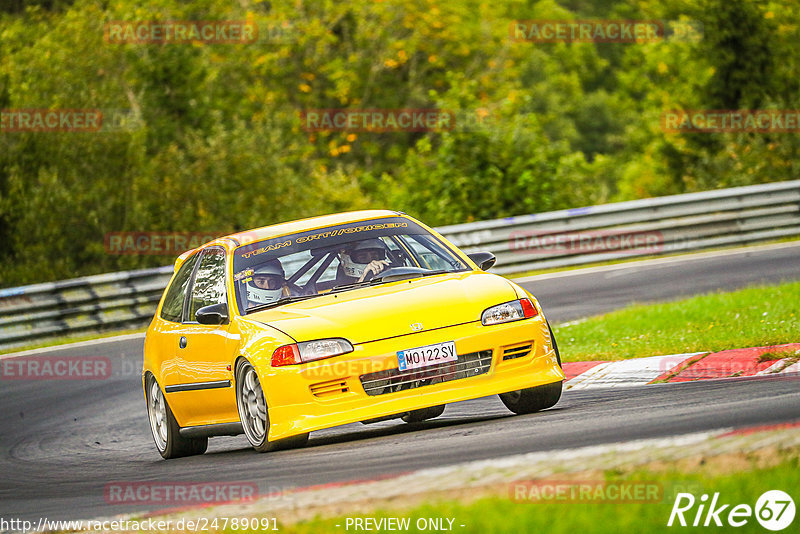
[402,404,445,423]
[498,319,564,415]
[547,320,562,367]
[146,376,208,459]
[499,381,562,415]
[235,359,309,453]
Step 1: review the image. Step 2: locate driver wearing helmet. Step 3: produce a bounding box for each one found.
[246,260,291,305]
[338,238,391,283]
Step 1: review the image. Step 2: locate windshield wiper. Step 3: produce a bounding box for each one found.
[330,269,449,292]
[329,280,375,293]
[246,293,321,313]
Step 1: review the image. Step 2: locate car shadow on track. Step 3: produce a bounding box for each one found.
[202,407,570,457]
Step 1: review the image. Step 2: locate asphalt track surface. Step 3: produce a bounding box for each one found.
[1,243,799,523]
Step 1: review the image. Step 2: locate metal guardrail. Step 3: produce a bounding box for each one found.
[440,179,800,274]
[1,180,799,351]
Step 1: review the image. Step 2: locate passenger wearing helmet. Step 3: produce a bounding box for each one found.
[337,238,391,283]
[246,260,290,305]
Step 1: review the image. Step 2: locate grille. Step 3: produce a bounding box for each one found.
[502,343,532,361]
[310,379,349,398]
[359,350,493,397]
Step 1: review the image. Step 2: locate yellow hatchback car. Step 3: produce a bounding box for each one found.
[143,210,565,458]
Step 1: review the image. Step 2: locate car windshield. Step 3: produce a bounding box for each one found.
[232,217,469,314]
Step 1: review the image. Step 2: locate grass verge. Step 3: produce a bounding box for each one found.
[266,453,800,534]
[554,280,800,361]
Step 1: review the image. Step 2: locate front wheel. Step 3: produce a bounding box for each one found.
[402,404,445,423]
[547,320,562,367]
[235,359,308,453]
[146,376,207,459]
[499,381,562,415]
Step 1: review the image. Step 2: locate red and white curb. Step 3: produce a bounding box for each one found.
[562,343,800,390]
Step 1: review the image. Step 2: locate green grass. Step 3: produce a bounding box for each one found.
[554,280,800,361]
[265,456,800,534]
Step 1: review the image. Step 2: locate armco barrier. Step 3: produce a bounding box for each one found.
[440,180,800,274]
[1,181,799,350]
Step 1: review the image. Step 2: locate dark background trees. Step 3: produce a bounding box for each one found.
[0,0,796,286]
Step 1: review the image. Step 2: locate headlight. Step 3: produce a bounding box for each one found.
[271,338,354,367]
[481,298,538,325]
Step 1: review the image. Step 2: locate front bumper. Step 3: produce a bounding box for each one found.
[263,315,564,440]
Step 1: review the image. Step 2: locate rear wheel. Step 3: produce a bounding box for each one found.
[402,404,445,423]
[146,376,207,459]
[235,359,309,453]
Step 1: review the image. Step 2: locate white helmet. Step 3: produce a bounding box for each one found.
[246,260,285,304]
[340,238,387,279]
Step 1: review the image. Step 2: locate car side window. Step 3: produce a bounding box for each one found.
[188,247,227,322]
[160,255,199,323]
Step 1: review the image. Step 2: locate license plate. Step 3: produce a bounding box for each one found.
[397,341,457,371]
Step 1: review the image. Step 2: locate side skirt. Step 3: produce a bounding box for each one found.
[179,422,244,438]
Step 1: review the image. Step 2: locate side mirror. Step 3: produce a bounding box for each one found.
[196,303,228,325]
[467,251,496,271]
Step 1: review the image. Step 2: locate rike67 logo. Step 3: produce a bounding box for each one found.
[668,490,795,531]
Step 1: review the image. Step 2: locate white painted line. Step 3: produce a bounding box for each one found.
[564,362,613,390]
[756,359,789,375]
[565,353,703,390]
[756,358,800,376]
[0,333,145,361]
[781,362,800,374]
[514,240,800,283]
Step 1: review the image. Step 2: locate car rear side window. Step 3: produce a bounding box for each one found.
[188,248,227,322]
[160,254,199,323]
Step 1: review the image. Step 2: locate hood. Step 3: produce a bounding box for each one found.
[245,271,518,344]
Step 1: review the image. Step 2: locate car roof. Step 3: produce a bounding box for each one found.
[173,209,405,270]
[225,209,402,245]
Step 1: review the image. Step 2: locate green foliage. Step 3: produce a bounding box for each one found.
[0,0,798,286]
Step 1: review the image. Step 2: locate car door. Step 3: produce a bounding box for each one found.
[150,252,199,410]
[164,246,239,428]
